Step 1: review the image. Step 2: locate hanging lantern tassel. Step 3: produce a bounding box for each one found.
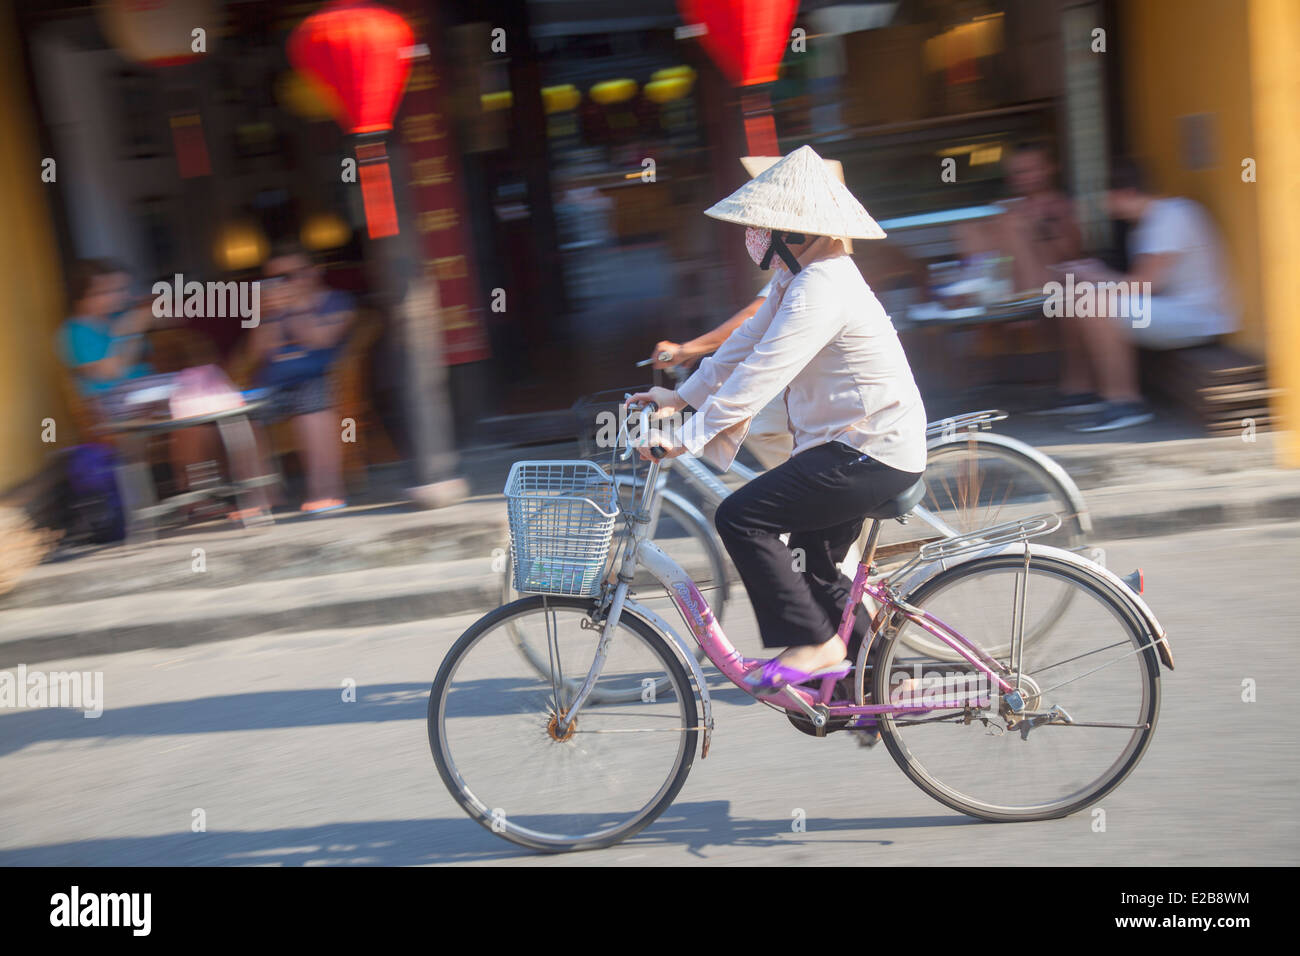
[355,135,399,239]
[169,110,211,179]
[740,90,779,158]
[288,1,415,240]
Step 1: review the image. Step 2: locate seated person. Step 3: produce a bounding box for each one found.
[59,259,154,402]
[58,258,268,516]
[954,141,1083,296]
[249,245,353,514]
[1049,158,1238,432]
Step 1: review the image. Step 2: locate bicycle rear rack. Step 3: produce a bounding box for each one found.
[918,512,1061,562]
[889,512,1062,579]
[924,409,1008,438]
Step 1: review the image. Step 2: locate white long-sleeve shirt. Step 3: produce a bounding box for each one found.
[676,254,927,474]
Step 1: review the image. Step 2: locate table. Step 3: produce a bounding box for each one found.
[96,400,280,544]
[896,295,1052,399]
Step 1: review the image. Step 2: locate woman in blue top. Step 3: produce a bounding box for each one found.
[57,259,243,509]
[59,260,155,399]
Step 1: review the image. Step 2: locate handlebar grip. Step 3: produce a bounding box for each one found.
[649,445,666,460]
[635,352,678,368]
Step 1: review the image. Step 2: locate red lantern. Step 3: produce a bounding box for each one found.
[289,0,415,238]
[677,0,798,156]
[677,0,798,87]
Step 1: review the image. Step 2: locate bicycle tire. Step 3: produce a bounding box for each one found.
[921,431,1089,548]
[873,553,1160,822]
[429,595,699,852]
[878,432,1089,657]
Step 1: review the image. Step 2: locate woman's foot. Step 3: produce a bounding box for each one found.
[744,636,851,693]
[744,658,851,694]
[776,635,848,674]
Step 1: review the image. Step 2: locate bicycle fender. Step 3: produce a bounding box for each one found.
[890,542,1173,671]
[926,431,1094,537]
[622,597,716,758]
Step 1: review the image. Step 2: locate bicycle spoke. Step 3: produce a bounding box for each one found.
[544,600,565,715]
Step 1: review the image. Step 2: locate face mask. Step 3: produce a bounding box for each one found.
[744,226,771,267]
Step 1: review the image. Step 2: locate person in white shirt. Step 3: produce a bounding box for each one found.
[650,157,855,469]
[1050,158,1238,432]
[629,146,927,693]
[651,278,796,469]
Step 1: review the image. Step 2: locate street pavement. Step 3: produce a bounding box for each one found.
[1,520,1296,866]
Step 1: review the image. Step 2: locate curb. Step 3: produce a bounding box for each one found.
[0,563,502,668]
[4,484,1297,667]
[1091,495,1300,540]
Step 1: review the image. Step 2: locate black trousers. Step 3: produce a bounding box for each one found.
[714,441,923,653]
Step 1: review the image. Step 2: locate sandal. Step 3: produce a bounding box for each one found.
[744,658,852,694]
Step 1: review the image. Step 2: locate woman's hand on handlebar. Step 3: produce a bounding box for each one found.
[625,387,687,461]
[651,341,684,369]
[625,386,684,417]
[636,433,685,461]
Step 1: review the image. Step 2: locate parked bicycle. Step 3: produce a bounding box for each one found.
[430,404,1172,852]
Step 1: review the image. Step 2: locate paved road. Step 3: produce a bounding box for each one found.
[2,521,1296,866]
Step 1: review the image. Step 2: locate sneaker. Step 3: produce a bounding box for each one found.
[1028,391,1106,416]
[1069,401,1155,433]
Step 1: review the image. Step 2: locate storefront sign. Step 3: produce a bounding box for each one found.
[394,2,490,365]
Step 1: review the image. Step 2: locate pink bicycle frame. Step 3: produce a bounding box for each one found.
[642,538,1015,721]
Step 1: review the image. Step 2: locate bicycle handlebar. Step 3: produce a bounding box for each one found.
[635,351,676,368]
[619,398,666,460]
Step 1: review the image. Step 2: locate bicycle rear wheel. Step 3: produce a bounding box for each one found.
[920,433,1088,550]
[430,596,698,852]
[873,554,1159,822]
[882,433,1089,658]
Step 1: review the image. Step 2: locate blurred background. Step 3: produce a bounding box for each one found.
[2,0,1295,481]
[0,0,1293,588]
[0,0,1298,867]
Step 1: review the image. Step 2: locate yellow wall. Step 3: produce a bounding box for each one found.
[1124,0,1299,465]
[1122,0,1263,352]
[0,3,67,492]
[1247,0,1300,467]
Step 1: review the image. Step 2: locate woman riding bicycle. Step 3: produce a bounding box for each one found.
[630,145,927,694]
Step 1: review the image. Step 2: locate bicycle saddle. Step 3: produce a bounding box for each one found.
[865,478,926,520]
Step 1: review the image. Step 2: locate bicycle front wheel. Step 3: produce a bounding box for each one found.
[429,596,698,852]
[873,554,1160,822]
[502,488,724,703]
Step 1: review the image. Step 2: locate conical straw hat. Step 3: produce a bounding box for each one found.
[708,145,885,239]
[741,155,844,184]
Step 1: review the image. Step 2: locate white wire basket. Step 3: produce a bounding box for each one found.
[504,460,620,597]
